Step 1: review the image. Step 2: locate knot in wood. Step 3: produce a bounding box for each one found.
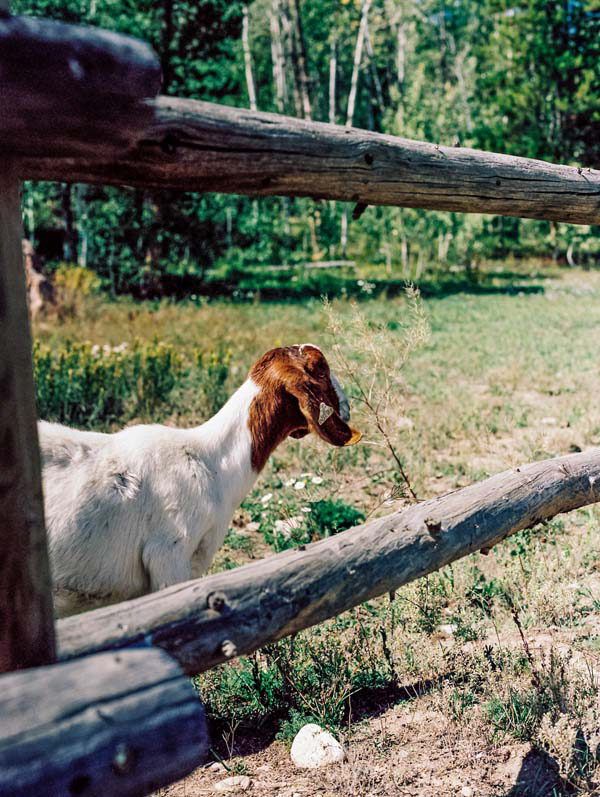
[161,133,178,155]
[207,591,227,613]
[424,517,442,537]
[221,639,237,659]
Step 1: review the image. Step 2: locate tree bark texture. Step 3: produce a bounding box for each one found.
[13,96,600,225]
[0,648,208,797]
[57,448,600,676]
[0,161,55,673]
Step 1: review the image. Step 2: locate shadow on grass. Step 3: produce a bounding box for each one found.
[128,268,547,303]
[205,671,454,761]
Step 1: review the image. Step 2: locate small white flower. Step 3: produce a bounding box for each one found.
[294,481,306,490]
[311,476,324,485]
[284,478,295,487]
[261,493,273,504]
[300,472,312,478]
[301,506,312,514]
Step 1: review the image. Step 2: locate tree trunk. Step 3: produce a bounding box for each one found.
[364,20,384,129]
[346,0,372,127]
[269,0,287,113]
[289,0,312,119]
[280,1,302,117]
[328,36,337,124]
[242,4,257,112]
[61,183,77,262]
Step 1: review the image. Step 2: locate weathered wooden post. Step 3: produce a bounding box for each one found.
[0,11,161,672]
[0,160,56,672]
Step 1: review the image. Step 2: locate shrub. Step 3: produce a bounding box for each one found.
[52,264,102,319]
[193,347,232,417]
[33,339,230,428]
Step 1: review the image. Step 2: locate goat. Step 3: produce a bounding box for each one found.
[40,344,361,613]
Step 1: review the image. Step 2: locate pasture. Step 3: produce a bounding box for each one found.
[34,265,600,796]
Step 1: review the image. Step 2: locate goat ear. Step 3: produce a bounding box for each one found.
[290,388,361,447]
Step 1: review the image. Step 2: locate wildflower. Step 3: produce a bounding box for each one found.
[294,481,306,490]
[284,478,296,487]
[301,506,311,514]
[261,493,273,504]
[311,476,324,485]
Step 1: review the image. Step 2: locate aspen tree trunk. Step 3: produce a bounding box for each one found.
[346,0,371,127]
[290,0,312,119]
[280,0,302,117]
[342,0,372,255]
[270,0,287,113]
[242,5,257,112]
[328,36,337,124]
[364,21,384,127]
[61,183,77,262]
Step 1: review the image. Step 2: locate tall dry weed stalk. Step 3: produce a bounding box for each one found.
[324,285,430,504]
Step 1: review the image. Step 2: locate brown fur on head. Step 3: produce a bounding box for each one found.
[248,344,361,472]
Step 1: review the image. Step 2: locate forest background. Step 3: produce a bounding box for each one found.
[13,0,600,299]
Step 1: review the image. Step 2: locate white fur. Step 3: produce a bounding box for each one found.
[41,379,261,607]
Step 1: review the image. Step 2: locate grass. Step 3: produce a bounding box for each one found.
[35,264,600,792]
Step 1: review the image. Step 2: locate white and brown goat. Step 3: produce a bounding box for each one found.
[40,344,360,613]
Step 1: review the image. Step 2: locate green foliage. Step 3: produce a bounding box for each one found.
[193,348,233,417]
[53,264,102,318]
[15,0,600,294]
[33,339,232,427]
[196,620,392,738]
[33,340,183,427]
[244,483,365,553]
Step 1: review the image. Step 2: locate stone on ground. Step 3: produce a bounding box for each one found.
[290,723,345,769]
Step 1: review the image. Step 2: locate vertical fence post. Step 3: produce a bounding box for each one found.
[0,160,56,671]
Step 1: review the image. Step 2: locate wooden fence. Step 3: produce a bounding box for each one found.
[2,12,600,797]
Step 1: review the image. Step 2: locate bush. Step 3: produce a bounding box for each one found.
[52,264,102,318]
[34,339,183,427]
[33,339,231,428]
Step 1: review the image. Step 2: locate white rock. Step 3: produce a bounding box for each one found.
[207,761,227,773]
[290,723,345,768]
[214,775,251,792]
[438,623,457,636]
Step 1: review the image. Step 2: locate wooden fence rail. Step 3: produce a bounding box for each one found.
[14,95,600,225]
[0,648,208,797]
[57,448,600,675]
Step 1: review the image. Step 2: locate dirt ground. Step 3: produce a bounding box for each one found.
[157,692,565,797]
